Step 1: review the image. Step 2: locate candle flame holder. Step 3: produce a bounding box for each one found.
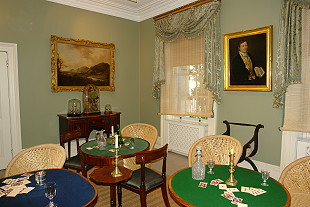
[225,152,238,186]
[111,147,123,177]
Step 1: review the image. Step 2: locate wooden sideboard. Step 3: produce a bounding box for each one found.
[58,112,121,141]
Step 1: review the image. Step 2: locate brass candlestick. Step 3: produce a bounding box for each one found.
[111,147,123,177]
[225,152,238,186]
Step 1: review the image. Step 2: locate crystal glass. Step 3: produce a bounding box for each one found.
[44,182,57,207]
[261,169,270,186]
[192,146,205,180]
[207,160,215,174]
[129,137,135,149]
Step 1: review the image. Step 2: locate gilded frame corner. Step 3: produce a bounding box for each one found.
[223,25,273,91]
[51,35,115,92]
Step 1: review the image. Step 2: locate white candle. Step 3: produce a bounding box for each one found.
[115,134,118,148]
[230,148,234,155]
[111,126,114,136]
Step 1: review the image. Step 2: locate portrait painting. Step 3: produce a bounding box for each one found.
[223,26,272,91]
[51,35,115,92]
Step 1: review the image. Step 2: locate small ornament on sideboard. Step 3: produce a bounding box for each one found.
[104,104,112,114]
[67,99,81,116]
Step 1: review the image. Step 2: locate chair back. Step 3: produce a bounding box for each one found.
[60,129,82,159]
[136,144,168,186]
[279,156,310,194]
[121,123,158,150]
[188,135,243,167]
[5,144,66,177]
[121,123,158,170]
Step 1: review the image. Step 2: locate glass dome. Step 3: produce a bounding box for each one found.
[67,99,81,116]
[82,84,100,114]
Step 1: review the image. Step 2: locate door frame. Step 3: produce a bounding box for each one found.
[0,42,22,158]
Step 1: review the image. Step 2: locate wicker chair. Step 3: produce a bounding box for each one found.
[279,156,310,207]
[121,123,158,170]
[188,135,243,167]
[5,144,66,177]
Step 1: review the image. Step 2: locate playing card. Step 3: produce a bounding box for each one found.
[19,187,35,194]
[227,188,240,192]
[231,197,243,205]
[221,191,235,200]
[219,184,227,190]
[237,203,248,207]
[241,186,250,193]
[249,187,266,196]
[0,190,5,197]
[198,182,208,188]
[216,179,224,183]
[6,187,24,197]
[210,179,220,186]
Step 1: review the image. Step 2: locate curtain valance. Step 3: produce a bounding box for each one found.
[153,1,221,103]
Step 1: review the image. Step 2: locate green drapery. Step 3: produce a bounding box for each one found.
[152,1,222,104]
[273,0,310,107]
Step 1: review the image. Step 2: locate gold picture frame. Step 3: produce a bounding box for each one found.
[51,35,115,92]
[223,26,272,91]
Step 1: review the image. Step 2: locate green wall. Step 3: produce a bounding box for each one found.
[0,0,141,147]
[1,0,284,166]
[139,0,284,166]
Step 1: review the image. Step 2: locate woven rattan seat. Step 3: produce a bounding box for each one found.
[188,135,243,166]
[121,123,158,170]
[279,156,310,207]
[5,144,66,177]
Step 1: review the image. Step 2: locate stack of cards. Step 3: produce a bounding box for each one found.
[0,173,35,198]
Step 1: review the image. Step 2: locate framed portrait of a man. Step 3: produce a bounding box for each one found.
[223,26,272,91]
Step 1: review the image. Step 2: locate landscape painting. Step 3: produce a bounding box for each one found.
[51,35,115,92]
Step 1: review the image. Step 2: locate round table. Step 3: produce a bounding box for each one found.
[169,165,291,207]
[79,137,149,177]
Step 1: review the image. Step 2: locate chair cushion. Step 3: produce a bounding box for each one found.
[122,168,164,191]
[64,154,93,171]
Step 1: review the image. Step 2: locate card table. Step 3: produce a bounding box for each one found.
[169,165,291,207]
[0,169,98,207]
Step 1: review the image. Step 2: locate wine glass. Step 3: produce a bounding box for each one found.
[207,160,214,174]
[261,169,270,186]
[44,182,58,207]
[129,137,135,149]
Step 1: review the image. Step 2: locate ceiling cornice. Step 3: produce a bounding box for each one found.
[46,0,197,22]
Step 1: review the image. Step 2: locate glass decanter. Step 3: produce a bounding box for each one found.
[192,145,205,180]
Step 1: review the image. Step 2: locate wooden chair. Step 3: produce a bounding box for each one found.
[121,123,158,170]
[60,130,93,175]
[279,156,310,207]
[5,144,66,177]
[222,120,264,171]
[188,135,243,167]
[119,144,170,207]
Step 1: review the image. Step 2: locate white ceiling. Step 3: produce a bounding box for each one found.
[46,0,197,22]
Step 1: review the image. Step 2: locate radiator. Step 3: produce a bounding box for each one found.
[162,116,210,155]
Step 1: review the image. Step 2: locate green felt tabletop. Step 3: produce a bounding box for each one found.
[80,137,149,157]
[170,166,289,207]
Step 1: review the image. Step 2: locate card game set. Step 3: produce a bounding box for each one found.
[0,173,35,198]
[198,178,267,206]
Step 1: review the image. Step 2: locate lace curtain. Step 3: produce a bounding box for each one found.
[282,8,310,132]
[273,0,310,107]
[152,1,221,104]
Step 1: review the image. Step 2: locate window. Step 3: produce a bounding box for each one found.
[160,33,213,118]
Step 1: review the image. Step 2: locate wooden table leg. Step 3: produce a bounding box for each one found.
[81,161,87,177]
[117,184,122,207]
[110,184,117,207]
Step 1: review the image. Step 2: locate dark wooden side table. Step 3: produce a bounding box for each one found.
[58,112,121,141]
[89,166,132,207]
